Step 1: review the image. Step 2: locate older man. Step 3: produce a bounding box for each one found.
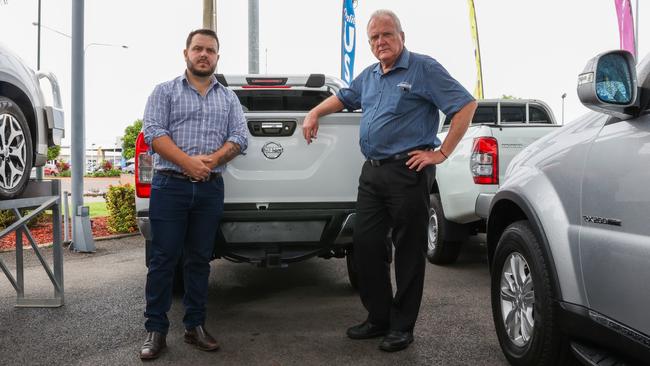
[303,10,476,352]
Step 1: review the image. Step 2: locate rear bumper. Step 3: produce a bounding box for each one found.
[137,203,356,266]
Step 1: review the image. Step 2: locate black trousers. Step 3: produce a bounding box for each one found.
[353,159,435,332]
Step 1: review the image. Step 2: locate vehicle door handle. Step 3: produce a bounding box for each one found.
[248,121,296,136]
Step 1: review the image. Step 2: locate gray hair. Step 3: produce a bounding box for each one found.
[367,9,403,33]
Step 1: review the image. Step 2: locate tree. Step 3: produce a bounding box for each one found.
[47,145,61,161]
[122,119,143,160]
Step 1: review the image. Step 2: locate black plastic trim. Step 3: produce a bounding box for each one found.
[305,74,325,88]
[558,300,650,364]
[215,73,228,87]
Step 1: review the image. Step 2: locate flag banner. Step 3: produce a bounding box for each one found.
[341,0,356,85]
[614,0,636,58]
[468,0,484,99]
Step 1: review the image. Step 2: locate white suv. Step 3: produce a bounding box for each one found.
[0,43,64,198]
[486,49,650,365]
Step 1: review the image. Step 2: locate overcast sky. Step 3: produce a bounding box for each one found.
[0,1,647,148]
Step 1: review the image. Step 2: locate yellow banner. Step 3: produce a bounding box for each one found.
[468,0,484,99]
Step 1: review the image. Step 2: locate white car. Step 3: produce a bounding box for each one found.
[0,43,64,198]
[122,163,135,174]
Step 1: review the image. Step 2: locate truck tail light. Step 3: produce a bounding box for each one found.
[471,137,498,185]
[135,132,153,198]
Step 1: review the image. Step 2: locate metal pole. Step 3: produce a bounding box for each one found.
[63,191,70,243]
[35,0,44,180]
[71,0,95,252]
[203,0,216,31]
[213,0,217,33]
[248,0,259,74]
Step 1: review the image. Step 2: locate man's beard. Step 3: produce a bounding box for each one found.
[187,59,216,77]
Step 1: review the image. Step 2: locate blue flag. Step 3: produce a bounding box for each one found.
[341,0,356,85]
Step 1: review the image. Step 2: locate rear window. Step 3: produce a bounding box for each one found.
[443,104,552,126]
[234,89,332,112]
[529,106,551,123]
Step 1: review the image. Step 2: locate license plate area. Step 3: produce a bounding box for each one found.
[220,221,326,243]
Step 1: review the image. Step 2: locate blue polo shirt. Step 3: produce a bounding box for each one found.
[336,48,474,160]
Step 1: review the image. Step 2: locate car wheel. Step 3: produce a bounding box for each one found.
[0,96,33,199]
[346,249,359,290]
[491,220,575,366]
[426,194,462,265]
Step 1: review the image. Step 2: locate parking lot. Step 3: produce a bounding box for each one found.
[0,236,507,366]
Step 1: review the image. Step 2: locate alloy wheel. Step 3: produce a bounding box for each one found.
[427,208,438,253]
[500,252,535,347]
[0,113,27,190]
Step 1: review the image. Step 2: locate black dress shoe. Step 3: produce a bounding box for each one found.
[184,325,220,351]
[379,330,414,352]
[140,331,166,360]
[346,320,389,340]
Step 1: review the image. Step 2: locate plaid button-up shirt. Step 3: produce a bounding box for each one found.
[143,73,248,173]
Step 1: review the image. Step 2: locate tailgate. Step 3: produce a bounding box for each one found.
[224,112,363,203]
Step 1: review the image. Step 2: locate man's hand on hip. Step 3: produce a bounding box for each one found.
[406,150,446,172]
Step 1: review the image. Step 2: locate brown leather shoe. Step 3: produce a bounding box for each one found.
[139,331,166,360]
[184,325,220,351]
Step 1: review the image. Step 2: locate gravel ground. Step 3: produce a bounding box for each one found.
[0,235,508,366]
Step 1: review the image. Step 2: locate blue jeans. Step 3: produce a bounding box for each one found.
[144,173,224,334]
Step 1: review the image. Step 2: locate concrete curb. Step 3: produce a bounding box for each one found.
[0,232,140,253]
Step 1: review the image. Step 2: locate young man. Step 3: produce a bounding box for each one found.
[303,10,477,352]
[140,29,248,360]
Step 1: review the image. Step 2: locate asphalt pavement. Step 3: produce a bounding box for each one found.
[0,236,508,366]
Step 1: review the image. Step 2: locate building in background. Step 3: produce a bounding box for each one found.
[56,145,123,173]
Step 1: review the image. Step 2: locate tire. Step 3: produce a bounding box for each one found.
[0,96,33,199]
[490,220,575,366]
[426,194,462,265]
[345,249,359,290]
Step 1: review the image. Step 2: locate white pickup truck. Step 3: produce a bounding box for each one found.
[135,74,366,288]
[427,99,561,264]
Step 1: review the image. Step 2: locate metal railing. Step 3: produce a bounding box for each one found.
[0,180,63,307]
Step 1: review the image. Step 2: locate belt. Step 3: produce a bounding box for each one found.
[155,169,221,182]
[367,146,433,167]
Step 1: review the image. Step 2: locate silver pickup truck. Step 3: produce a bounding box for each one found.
[135,74,365,288]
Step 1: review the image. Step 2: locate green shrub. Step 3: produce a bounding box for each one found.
[105,184,137,234]
[0,209,49,230]
[88,169,121,178]
[0,210,14,228]
[59,170,71,177]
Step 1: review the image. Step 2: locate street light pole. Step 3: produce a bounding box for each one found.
[561,93,567,125]
[35,19,127,252]
[71,0,96,252]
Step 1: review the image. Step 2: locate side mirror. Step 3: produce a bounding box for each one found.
[577,50,638,118]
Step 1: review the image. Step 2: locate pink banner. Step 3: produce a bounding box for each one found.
[614,0,636,58]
